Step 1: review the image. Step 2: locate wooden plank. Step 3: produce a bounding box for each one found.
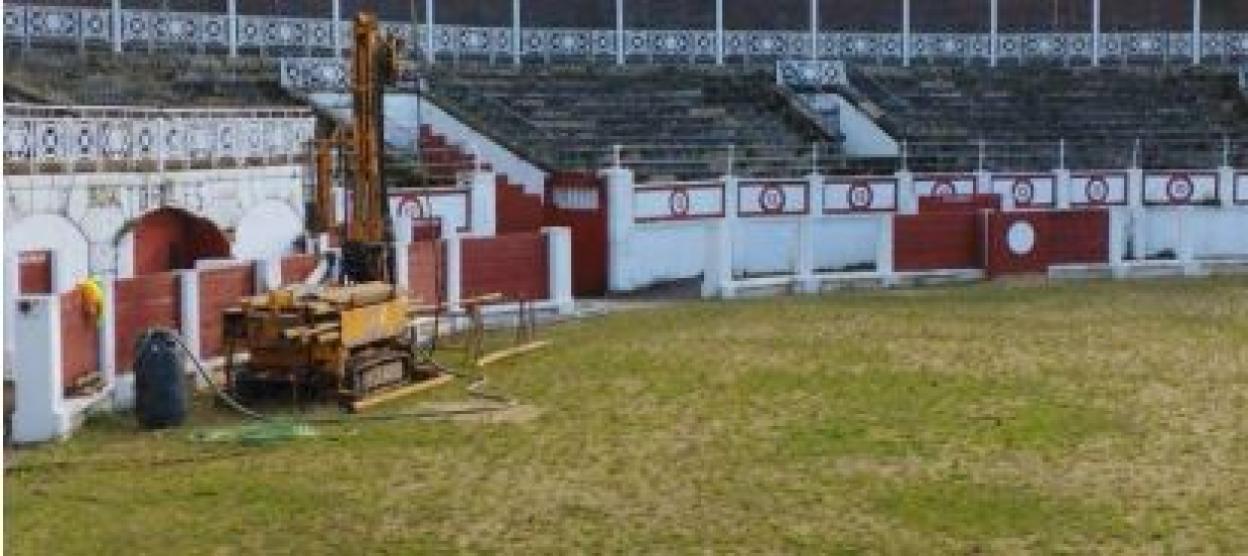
[348,374,453,412]
[476,340,551,368]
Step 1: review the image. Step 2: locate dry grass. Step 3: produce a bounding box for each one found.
[6,278,1248,554]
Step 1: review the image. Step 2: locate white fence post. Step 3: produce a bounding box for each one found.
[1091,0,1101,67]
[878,215,896,286]
[178,269,201,370]
[1219,164,1235,209]
[715,0,724,65]
[393,242,411,293]
[1178,205,1200,275]
[444,228,462,311]
[101,277,120,408]
[603,165,635,291]
[332,0,342,56]
[797,174,819,293]
[11,296,70,443]
[512,0,522,65]
[227,0,238,58]
[1109,208,1127,277]
[111,0,123,54]
[543,226,575,314]
[896,169,918,214]
[1127,168,1148,260]
[615,0,625,66]
[902,0,912,67]
[470,169,497,236]
[1054,168,1072,210]
[425,0,436,64]
[1192,0,1202,65]
[702,218,734,299]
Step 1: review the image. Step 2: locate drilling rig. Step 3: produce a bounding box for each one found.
[222,13,441,411]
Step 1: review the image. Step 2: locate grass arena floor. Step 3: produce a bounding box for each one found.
[6,278,1248,554]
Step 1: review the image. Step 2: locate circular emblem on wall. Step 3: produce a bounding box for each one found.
[1166,174,1195,203]
[847,182,874,210]
[1006,221,1037,256]
[669,188,691,217]
[931,179,956,197]
[1085,175,1110,204]
[1012,177,1035,206]
[759,185,786,214]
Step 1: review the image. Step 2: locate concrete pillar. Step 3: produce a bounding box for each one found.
[989,0,998,67]
[1219,165,1235,208]
[444,229,462,311]
[715,0,724,65]
[425,0,436,64]
[469,169,497,236]
[11,296,70,443]
[543,227,575,314]
[111,0,123,54]
[702,218,735,299]
[896,169,918,214]
[877,215,896,286]
[1193,0,1202,65]
[178,269,201,368]
[100,277,120,409]
[602,166,635,291]
[1091,0,1101,67]
[331,0,341,56]
[1178,205,1200,275]
[512,0,521,65]
[393,242,411,293]
[227,0,238,58]
[1127,168,1148,260]
[254,257,282,293]
[809,0,819,62]
[615,0,625,66]
[902,0,911,67]
[1054,168,1072,210]
[797,174,819,293]
[1108,208,1127,277]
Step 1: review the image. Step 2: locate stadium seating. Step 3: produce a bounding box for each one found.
[848,65,1248,171]
[423,65,839,180]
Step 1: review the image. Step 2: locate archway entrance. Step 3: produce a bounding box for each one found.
[130,208,230,275]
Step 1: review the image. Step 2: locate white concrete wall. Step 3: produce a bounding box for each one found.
[828,94,901,157]
[1142,208,1248,259]
[307,92,550,196]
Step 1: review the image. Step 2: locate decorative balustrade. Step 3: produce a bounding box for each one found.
[5,4,1247,64]
[3,104,316,174]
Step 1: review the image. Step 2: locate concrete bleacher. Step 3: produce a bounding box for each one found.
[849,65,1248,171]
[424,66,839,180]
[3,51,298,107]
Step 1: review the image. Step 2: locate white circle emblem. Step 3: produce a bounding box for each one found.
[1006,221,1036,256]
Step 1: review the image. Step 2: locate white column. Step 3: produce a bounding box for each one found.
[469,169,497,236]
[715,0,724,66]
[615,0,625,66]
[902,0,911,67]
[101,278,124,409]
[1127,167,1147,261]
[425,0,436,64]
[809,0,819,61]
[721,175,740,298]
[393,242,411,293]
[797,175,819,293]
[512,0,521,65]
[1054,168,1072,210]
[1178,206,1200,275]
[877,215,896,286]
[1218,165,1235,208]
[1091,0,1101,67]
[111,0,123,53]
[12,296,70,443]
[896,169,918,214]
[444,229,462,311]
[178,269,201,367]
[989,0,999,67]
[227,0,238,58]
[542,227,575,314]
[602,166,635,291]
[1192,0,1202,65]
[331,0,341,56]
[254,257,282,293]
[1108,208,1127,277]
[702,218,735,299]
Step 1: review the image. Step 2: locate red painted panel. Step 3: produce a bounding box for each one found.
[133,209,230,275]
[461,232,549,301]
[918,194,1001,214]
[407,240,445,306]
[1048,211,1110,264]
[18,250,53,294]
[983,211,1110,277]
[894,212,985,271]
[114,272,181,372]
[543,172,607,295]
[496,175,544,233]
[280,254,319,286]
[197,265,255,359]
[60,289,100,392]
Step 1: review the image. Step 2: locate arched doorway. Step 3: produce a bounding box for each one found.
[128,208,230,275]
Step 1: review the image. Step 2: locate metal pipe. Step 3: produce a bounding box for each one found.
[512,0,521,65]
[715,0,724,65]
[1091,0,1101,66]
[615,0,625,65]
[902,0,911,67]
[1192,0,1202,65]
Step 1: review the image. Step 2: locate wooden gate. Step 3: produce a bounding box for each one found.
[544,172,607,295]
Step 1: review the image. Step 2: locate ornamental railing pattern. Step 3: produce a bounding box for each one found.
[6,4,1248,64]
[2,104,316,174]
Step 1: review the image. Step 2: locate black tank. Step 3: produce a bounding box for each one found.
[134,329,188,429]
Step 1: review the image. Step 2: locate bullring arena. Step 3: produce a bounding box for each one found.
[4,1,1248,553]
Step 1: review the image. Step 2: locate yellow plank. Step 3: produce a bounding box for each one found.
[348,374,453,412]
[476,340,551,368]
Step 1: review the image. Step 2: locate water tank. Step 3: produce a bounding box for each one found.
[134,329,188,429]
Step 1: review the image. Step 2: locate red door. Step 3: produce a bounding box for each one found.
[18,250,53,294]
[543,172,608,296]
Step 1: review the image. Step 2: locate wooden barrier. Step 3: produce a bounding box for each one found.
[461,232,550,301]
[114,272,181,371]
[59,289,99,393]
[197,265,255,359]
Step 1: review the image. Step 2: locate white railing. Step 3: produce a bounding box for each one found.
[3,103,316,174]
[6,4,1248,65]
